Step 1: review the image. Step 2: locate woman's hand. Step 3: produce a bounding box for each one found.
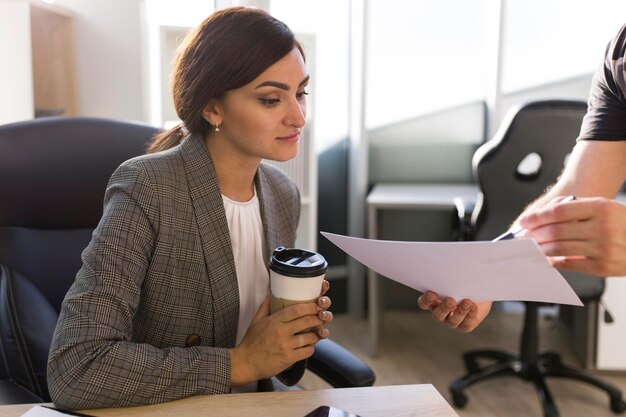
[229,281,333,386]
[417,291,492,333]
[315,280,333,338]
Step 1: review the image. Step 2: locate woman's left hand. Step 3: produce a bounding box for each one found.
[315,280,333,338]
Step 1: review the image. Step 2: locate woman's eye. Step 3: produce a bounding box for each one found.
[296,91,309,100]
[259,98,280,107]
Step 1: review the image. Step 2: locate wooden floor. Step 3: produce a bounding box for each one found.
[300,309,626,417]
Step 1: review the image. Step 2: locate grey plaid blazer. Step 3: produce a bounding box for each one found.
[47,134,300,409]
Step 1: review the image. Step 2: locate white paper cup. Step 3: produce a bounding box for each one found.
[267,246,329,387]
[268,247,328,314]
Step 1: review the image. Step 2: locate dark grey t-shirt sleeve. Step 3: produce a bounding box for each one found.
[578,23,626,142]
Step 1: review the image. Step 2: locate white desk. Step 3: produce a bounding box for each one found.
[367,183,478,355]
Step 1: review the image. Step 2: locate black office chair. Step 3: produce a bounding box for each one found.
[450,100,626,417]
[0,116,375,404]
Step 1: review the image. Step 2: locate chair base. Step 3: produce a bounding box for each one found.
[449,349,626,417]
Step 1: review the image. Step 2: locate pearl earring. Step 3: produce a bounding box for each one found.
[215,123,220,132]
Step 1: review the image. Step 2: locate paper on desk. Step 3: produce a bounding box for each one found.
[321,232,582,306]
[20,406,80,416]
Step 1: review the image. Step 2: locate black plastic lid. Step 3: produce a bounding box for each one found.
[268,246,328,277]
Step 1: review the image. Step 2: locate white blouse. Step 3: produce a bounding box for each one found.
[222,190,269,346]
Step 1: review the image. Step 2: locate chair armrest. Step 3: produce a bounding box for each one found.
[0,379,44,405]
[307,339,375,388]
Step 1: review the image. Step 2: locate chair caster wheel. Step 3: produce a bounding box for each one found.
[610,397,626,413]
[451,391,468,408]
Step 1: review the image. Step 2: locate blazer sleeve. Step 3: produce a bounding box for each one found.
[47,160,231,409]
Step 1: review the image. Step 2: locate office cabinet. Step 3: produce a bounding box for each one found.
[0,0,76,124]
[596,277,626,370]
[560,276,626,371]
[30,0,77,117]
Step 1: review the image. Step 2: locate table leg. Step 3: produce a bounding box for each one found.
[368,204,380,356]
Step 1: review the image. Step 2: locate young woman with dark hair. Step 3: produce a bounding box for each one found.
[47,7,332,409]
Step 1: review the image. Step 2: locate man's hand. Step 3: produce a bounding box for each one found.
[519,197,626,276]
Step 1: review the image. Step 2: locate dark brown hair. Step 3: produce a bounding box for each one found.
[148,7,304,153]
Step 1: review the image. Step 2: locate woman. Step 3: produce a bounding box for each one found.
[47,7,332,409]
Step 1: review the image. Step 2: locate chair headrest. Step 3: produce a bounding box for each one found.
[0,117,160,229]
[471,100,588,240]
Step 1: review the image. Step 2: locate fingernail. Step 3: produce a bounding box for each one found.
[461,302,471,311]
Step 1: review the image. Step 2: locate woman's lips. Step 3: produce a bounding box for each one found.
[277,133,300,143]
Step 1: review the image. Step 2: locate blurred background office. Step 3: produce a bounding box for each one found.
[3,1,626,415]
[5,0,626,310]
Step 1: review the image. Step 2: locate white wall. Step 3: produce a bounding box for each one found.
[500,74,592,122]
[52,0,146,122]
[366,0,488,131]
[270,0,351,154]
[0,0,34,124]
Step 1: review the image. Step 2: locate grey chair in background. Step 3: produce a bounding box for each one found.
[0,116,375,404]
[450,100,626,417]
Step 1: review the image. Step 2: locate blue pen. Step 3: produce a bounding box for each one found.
[492,195,577,242]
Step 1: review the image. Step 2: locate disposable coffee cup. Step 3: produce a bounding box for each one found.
[268,246,328,386]
[268,246,328,315]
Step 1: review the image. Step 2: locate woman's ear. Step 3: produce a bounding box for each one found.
[202,100,222,127]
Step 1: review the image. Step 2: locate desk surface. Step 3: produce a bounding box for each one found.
[1,384,459,417]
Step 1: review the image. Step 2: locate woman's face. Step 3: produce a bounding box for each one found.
[210,47,308,165]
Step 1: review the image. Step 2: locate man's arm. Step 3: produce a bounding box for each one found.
[523,140,626,208]
[517,140,626,276]
[508,139,626,232]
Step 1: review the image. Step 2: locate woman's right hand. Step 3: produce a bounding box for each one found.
[228,296,324,386]
[417,291,492,333]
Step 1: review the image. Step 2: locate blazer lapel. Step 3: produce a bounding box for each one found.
[180,135,239,347]
[255,166,280,263]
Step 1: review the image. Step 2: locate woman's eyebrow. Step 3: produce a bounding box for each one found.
[255,75,310,90]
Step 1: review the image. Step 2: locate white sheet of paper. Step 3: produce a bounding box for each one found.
[321,232,582,306]
[20,406,78,417]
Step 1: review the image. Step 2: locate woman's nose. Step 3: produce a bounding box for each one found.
[285,98,306,128]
